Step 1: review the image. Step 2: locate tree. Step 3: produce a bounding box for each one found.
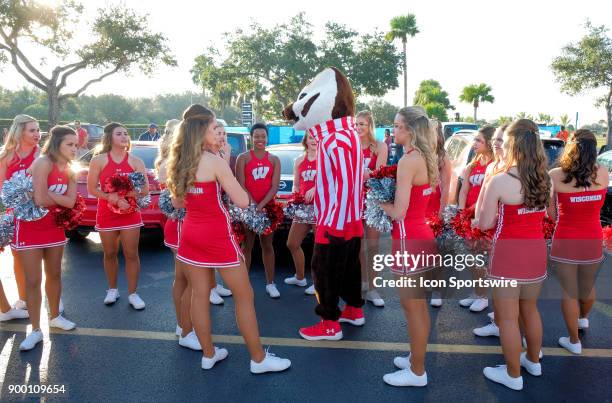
[192,14,401,121]
[516,112,534,120]
[386,14,419,107]
[496,116,513,126]
[537,113,553,125]
[0,0,176,127]
[459,83,494,122]
[413,79,454,120]
[559,113,571,128]
[551,21,612,146]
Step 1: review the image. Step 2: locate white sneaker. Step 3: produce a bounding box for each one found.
[487,311,495,320]
[578,318,589,330]
[201,346,229,370]
[459,295,477,307]
[483,365,523,390]
[179,331,202,351]
[0,307,29,321]
[19,329,43,351]
[469,298,489,312]
[520,352,542,376]
[13,299,27,310]
[128,293,145,310]
[250,350,291,374]
[284,275,307,287]
[104,289,119,305]
[175,325,182,337]
[305,285,316,295]
[383,368,427,387]
[430,292,442,307]
[522,337,544,359]
[215,284,232,297]
[473,322,500,337]
[49,315,76,331]
[366,290,385,307]
[59,299,64,314]
[393,353,411,370]
[266,283,280,299]
[209,288,224,305]
[559,336,582,354]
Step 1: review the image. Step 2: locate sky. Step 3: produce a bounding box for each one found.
[3,0,612,125]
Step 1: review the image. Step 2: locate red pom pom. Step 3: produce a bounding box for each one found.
[603,225,612,251]
[542,216,556,240]
[369,165,397,180]
[426,214,443,237]
[231,222,246,245]
[103,174,134,196]
[262,201,285,235]
[287,192,310,206]
[52,194,87,230]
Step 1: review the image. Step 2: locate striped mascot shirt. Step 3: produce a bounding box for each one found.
[307,116,364,244]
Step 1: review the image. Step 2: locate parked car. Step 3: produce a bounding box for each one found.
[226,131,249,174]
[69,142,165,239]
[266,143,304,229]
[596,150,612,225]
[442,122,479,140]
[445,130,565,204]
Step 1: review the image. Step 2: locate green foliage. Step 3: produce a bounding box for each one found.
[413,79,454,120]
[551,20,612,142]
[385,14,419,43]
[356,98,400,126]
[459,83,494,121]
[537,113,553,125]
[192,13,402,121]
[559,113,571,128]
[496,116,513,126]
[515,112,534,121]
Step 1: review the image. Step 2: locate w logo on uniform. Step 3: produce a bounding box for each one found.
[470,174,485,186]
[252,166,270,180]
[301,169,316,182]
[48,183,68,194]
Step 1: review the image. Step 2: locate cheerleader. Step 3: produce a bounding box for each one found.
[235,123,282,298]
[426,120,451,307]
[284,132,317,294]
[381,107,438,387]
[457,125,495,312]
[477,119,549,390]
[356,110,388,307]
[167,104,290,373]
[87,123,149,309]
[0,114,40,316]
[12,126,78,350]
[548,129,608,354]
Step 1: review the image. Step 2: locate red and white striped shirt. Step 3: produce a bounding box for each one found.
[307,116,364,244]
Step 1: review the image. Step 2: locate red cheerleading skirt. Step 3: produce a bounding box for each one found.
[11,215,66,250]
[390,220,438,276]
[164,219,181,250]
[95,199,143,231]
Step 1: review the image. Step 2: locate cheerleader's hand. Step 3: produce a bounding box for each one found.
[256,202,265,212]
[117,198,130,211]
[471,218,479,228]
[107,192,120,205]
[305,188,315,203]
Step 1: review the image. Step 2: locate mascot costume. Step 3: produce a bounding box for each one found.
[283,67,365,341]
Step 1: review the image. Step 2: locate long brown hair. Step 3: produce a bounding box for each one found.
[42,125,76,163]
[0,114,37,161]
[559,129,599,188]
[155,119,181,172]
[466,125,495,175]
[503,119,550,209]
[397,106,438,187]
[430,119,446,171]
[97,122,131,155]
[356,110,377,154]
[167,104,215,199]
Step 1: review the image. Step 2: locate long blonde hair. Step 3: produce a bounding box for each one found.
[356,110,377,154]
[155,119,181,172]
[0,114,37,161]
[97,122,131,155]
[397,106,438,187]
[167,105,215,199]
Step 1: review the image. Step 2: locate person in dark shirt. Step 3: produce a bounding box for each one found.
[139,123,160,141]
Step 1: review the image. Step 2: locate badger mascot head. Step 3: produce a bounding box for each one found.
[283,67,355,130]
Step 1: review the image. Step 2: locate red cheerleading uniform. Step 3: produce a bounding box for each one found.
[244,150,274,203]
[177,181,243,268]
[426,184,442,217]
[95,153,143,231]
[391,150,438,275]
[159,184,181,251]
[11,164,69,250]
[465,160,491,208]
[5,146,38,181]
[489,204,547,283]
[550,188,606,264]
[297,155,317,196]
[362,146,378,172]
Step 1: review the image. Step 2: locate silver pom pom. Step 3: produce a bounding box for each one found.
[137,195,152,210]
[364,199,393,232]
[127,172,150,210]
[1,171,48,221]
[158,189,185,220]
[241,204,271,235]
[0,213,14,248]
[284,203,316,224]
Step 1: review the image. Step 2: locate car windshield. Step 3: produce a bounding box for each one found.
[268,149,302,175]
[79,146,158,169]
[444,124,478,138]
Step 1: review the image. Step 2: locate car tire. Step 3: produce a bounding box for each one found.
[66,229,91,241]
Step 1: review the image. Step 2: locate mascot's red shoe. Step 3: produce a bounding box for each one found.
[299,320,343,341]
[339,306,365,326]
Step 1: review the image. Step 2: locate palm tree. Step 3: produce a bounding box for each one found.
[386,14,419,107]
[559,113,571,128]
[459,83,494,122]
[538,113,553,125]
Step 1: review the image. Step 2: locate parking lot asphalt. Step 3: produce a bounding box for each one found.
[1,231,611,402]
